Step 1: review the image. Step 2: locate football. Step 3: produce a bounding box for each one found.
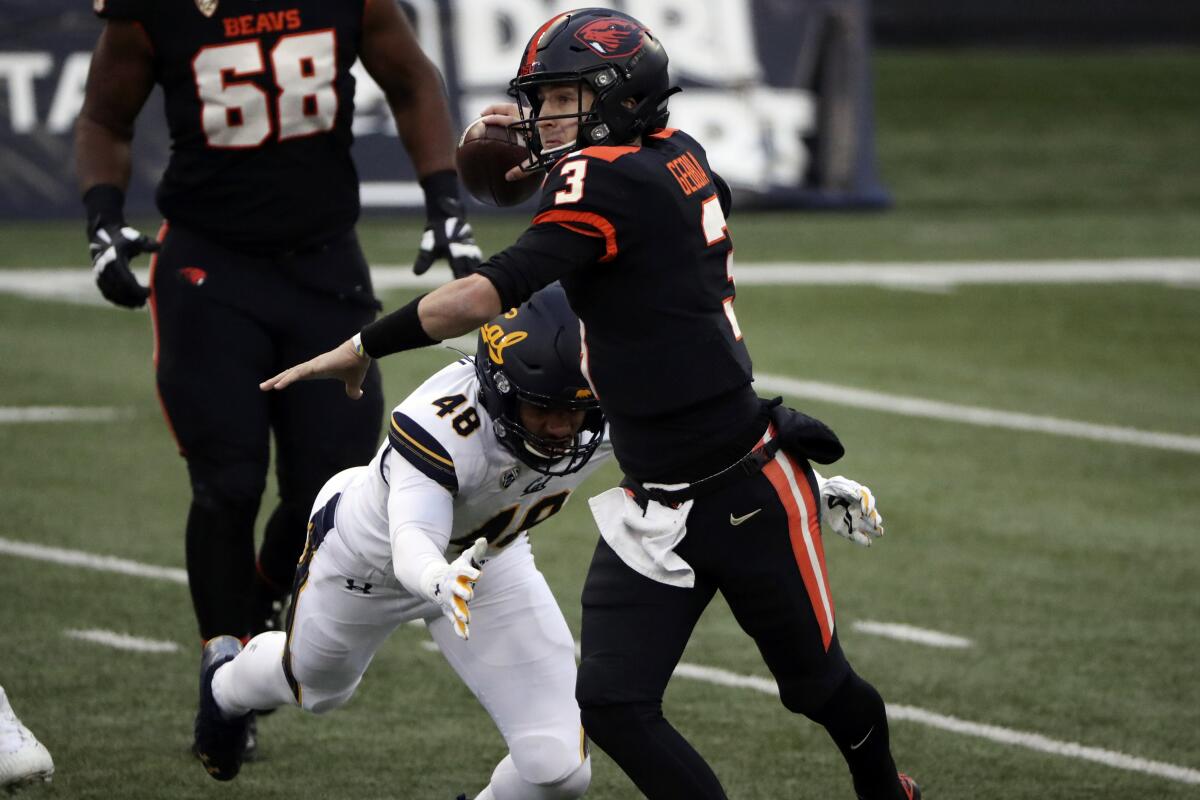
[456,118,542,207]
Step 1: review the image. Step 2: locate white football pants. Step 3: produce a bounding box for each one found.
[213,469,589,798]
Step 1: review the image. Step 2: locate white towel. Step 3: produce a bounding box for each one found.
[588,484,695,588]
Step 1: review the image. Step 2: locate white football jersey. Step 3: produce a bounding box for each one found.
[330,358,611,574]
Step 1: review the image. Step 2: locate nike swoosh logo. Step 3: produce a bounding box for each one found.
[850,726,874,750]
[729,509,762,526]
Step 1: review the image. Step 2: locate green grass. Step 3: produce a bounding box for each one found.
[3,48,1200,799]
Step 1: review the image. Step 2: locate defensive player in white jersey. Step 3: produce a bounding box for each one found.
[193,285,606,798]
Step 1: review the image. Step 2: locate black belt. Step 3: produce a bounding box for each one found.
[622,438,780,508]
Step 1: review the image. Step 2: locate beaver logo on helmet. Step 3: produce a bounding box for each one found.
[573,18,645,59]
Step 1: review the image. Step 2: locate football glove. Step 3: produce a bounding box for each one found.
[413,171,482,279]
[818,475,884,547]
[421,537,488,640]
[84,184,158,309]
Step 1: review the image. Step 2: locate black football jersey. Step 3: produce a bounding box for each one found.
[96,0,364,254]
[532,129,757,479]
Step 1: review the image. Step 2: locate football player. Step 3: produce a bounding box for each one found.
[261,8,920,799]
[194,286,602,799]
[73,0,481,735]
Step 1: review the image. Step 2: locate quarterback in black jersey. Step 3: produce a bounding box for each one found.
[263,8,920,800]
[74,0,479,708]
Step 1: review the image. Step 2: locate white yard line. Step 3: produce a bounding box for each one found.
[756,373,1200,455]
[0,406,129,424]
[850,620,972,648]
[0,537,187,584]
[674,662,1200,785]
[886,705,1200,786]
[3,259,1199,304]
[7,264,1199,454]
[64,629,180,653]
[5,535,1198,785]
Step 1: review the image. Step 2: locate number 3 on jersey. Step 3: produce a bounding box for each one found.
[554,160,588,205]
[193,30,337,148]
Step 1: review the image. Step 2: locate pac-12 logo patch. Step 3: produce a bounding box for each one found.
[195,0,218,18]
[573,18,644,59]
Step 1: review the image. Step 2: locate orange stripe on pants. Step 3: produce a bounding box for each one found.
[762,451,835,651]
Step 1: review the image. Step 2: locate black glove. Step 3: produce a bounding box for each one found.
[413,170,482,279]
[84,184,159,309]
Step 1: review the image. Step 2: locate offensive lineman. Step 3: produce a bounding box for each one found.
[74,0,480,663]
[262,8,921,799]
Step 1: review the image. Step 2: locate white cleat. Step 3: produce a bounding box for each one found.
[0,687,54,792]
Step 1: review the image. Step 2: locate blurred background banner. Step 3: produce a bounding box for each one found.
[0,0,890,219]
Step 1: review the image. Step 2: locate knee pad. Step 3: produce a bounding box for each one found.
[778,661,853,717]
[806,670,884,729]
[289,618,366,715]
[299,683,357,715]
[579,702,658,749]
[487,753,591,800]
[509,734,588,787]
[546,756,590,800]
[189,458,266,511]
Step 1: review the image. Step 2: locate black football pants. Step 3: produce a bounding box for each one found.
[577,449,902,798]
[149,223,382,642]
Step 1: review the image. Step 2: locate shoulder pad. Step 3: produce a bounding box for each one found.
[388,411,459,494]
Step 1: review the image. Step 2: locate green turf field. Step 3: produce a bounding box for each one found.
[2,50,1198,799]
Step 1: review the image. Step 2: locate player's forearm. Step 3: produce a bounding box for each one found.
[391,522,451,599]
[419,275,502,338]
[387,75,457,178]
[74,116,133,194]
[73,21,154,194]
[359,274,499,358]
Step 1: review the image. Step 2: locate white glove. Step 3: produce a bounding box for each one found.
[817,475,884,547]
[419,537,488,639]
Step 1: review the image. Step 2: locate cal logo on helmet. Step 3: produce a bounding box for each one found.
[573,18,645,59]
[479,323,528,365]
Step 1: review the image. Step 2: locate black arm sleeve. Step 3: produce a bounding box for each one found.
[476,222,605,312]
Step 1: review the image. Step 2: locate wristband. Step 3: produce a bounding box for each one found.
[82,184,127,232]
[351,332,367,359]
[359,294,439,358]
[419,169,462,220]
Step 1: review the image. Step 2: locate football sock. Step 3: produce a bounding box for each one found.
[211,631,294,718]
[809,671,904,800]
[185,499,258,640]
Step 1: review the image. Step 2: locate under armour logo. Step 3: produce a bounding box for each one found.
[345,579,373,595]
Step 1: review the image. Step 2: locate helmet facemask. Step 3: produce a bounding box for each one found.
[508,73,608,174]
[477,360,605,477]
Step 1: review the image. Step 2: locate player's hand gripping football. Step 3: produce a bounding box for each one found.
[88,219,159,309]
[422,538,488,640]
[479,103,537,182]
[819,475,884,547]
[259,337,371,399]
